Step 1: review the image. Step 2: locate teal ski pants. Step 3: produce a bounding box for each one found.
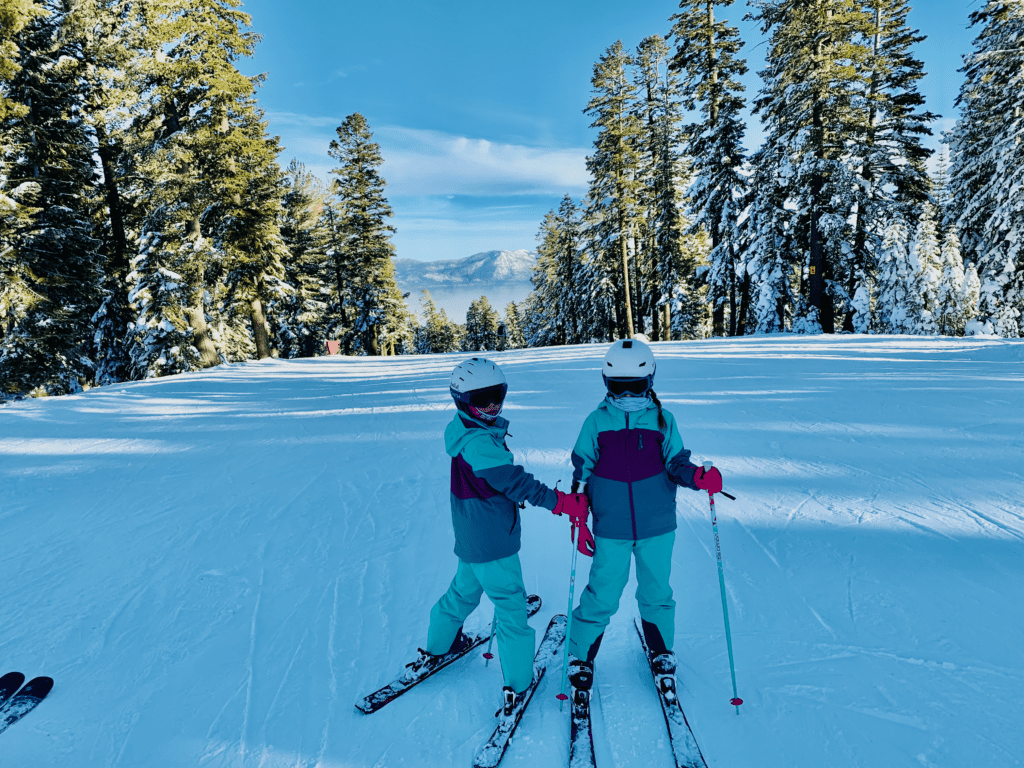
[568,531,676,660]
[426,553,536,693]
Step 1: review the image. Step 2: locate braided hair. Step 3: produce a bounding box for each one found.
[649,389,668,433]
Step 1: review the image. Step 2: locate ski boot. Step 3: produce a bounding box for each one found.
[568,656,594,706]
[402,648,440,680]
[650,651,678,703]
[495,685,528,718]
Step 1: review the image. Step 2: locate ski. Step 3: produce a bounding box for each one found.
[0,673,25,710]
[355,594,541,714]
[0,676,53,736]
[568,666,597,768]
[472,613,566,768]
[634,618,707,768]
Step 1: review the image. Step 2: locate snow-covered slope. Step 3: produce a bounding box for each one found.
[394,249,536,320]
[2,336,1023,768]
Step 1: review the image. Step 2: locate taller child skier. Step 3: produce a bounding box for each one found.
[406,358,590,717]
[565,339,723,698]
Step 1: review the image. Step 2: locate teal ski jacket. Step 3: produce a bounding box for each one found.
[445,412,558,563]
[570,399,700,541]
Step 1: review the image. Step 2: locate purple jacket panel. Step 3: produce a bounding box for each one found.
[451,454,498,501]
[593,428,666,482]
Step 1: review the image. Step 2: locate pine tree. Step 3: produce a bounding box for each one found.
[669,0,749,337]
[0,0,41,120]
[275,160,329,358]
[530,196,587,345]
[502,301,526,350]
[328,112,406,355]
[947,1,1024,337]
[907,202,940,334]
[126,0,261,377]
[463,296,501,352]
[934,226,966,335]
[584,41,643,339]
[748,0,876,332]
[0,6,103,397]
[415,290,461,353]
[842,0,935,332]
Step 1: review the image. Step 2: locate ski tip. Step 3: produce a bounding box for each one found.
[21,676,54,699]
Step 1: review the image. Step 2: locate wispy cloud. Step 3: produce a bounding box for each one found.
[266,112,589,197]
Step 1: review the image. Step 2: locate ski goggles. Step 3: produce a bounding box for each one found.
[605,376,652,397]
[459,383,508,408]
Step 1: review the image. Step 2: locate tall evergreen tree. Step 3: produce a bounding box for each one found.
[530,196,587,345]
[842,0,935,331]
[669,0,749,337]
[0,6,103,397]
[327,112,406,356]
[583,41,643,339]
[126,0,261,377]
[414,290,461,354]
[275,160,329,358]
[748,0,876,332]
[502,301,525,350]
[463,296,501,352]
[947,1,1024,337]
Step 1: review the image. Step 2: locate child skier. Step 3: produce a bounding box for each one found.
[566,339,723,699]
[406,357,590,717]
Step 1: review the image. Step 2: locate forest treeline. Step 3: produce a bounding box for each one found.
[1,1,1022,400]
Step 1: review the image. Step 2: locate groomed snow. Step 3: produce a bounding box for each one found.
[2,335,1023,767]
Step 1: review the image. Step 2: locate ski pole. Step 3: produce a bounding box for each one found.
[704,461,743,715]
[556,519,580,710]
[483,610,496,665]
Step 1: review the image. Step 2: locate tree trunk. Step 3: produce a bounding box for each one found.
[250,285,273,359]
[366,325,379,356]
[663,303,671,341]
[621,235,635,338]
[728,260,738,336]
[186,304,221,369]
[95,124,129,280]
[737,269,751,336]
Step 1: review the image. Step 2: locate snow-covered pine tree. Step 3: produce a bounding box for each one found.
[874,215,920,333]
[463,296,501,352]
[843,0,935,332]
[529,196,587,346]
[934,226,966,335]
[327,112,406,356]
[414,290,461,354]
[0,6,103,397]
[947,1,1024,337]
[215,101,291,360]
[0,0,41,120]
[747,0,875,333]
[931,149,952,240]
[961,260,982,335]
[276,160,329,358]
[126,0,260,377]
[907,202,940,334]
[669,0,749,337]
[583,41,643,339]
[502,301,525,350]
[634,34,705,341]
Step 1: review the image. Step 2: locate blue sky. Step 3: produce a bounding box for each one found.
[237,0,979,262]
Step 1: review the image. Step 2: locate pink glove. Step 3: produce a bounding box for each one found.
[693,465,723,494]
[573,520,596,557]
[553,490,590,527]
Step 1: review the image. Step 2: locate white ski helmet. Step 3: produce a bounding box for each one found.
[450,358,508,421]
[602,338,656,395]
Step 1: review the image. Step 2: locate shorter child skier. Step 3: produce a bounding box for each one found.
[566,339,723,701]
[406,358,589,717]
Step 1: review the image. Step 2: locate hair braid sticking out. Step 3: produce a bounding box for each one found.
[649,390,667,432]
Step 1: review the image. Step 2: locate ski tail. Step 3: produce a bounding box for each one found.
[355,594,542,714]
[472,614,566,768]
[634,618,707,768]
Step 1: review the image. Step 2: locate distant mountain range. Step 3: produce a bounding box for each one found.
[395,250,537,321]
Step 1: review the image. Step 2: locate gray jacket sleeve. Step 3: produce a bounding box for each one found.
[477,464,558,510]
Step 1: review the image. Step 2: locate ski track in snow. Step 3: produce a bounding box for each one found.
[1,336,1024,767]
